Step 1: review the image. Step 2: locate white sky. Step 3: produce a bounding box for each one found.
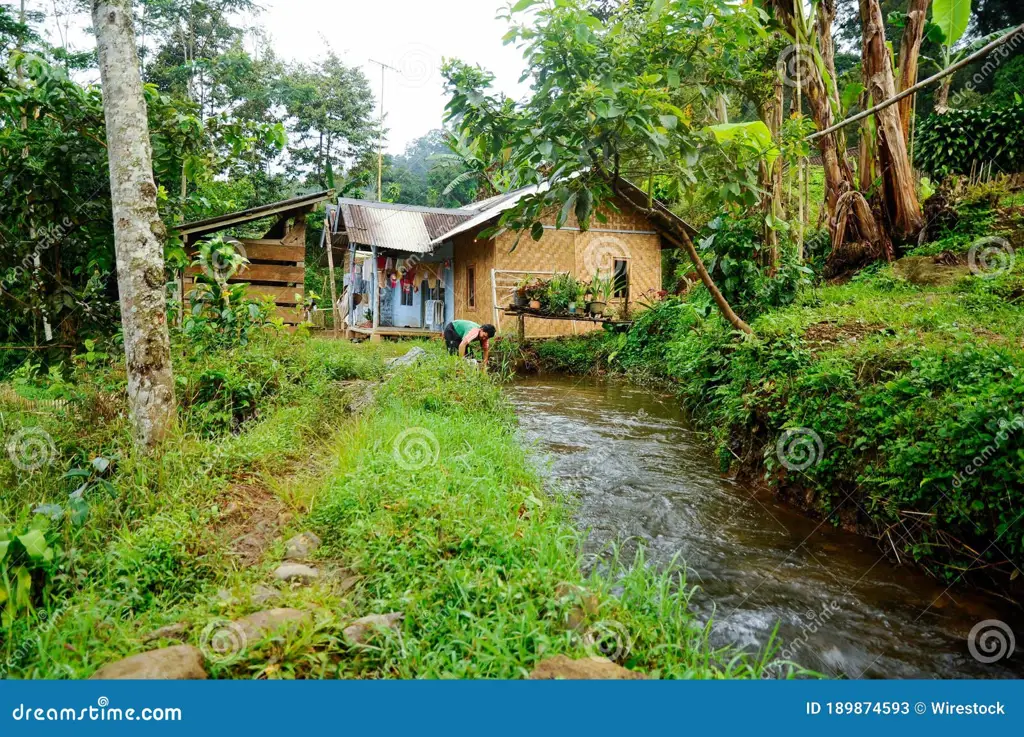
[17,0,530,154]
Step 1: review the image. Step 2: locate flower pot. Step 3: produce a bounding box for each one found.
[529,299,542,310]
[513,293,528,308]
[588,301,606,316]
[568,302,577,315]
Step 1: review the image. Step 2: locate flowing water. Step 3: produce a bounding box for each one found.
[510,375,1024,679]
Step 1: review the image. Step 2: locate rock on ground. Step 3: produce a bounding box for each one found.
[386,347,427,368]
[273,563,319,583]
[343,612,404,645]
[528,655,646,680]
[284,532,321,560]
[250,584,280,606]
[141,623,187,644]
[233,608,311,642]
[90,645,207,680]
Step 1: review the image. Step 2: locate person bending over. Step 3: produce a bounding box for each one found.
[443,319,495,370]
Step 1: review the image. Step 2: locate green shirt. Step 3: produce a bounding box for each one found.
[452,320,481,339]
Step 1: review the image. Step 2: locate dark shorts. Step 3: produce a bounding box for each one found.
[443,323,461,355]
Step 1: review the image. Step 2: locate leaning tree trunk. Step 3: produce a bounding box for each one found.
[860,0,924,240]
[934,77,952,113]
[896,0,931,146]
[611,178,752,334]
[93,0,176,447]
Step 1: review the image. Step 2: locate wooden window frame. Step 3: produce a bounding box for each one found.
[467,263,477,308]
[612,257,630,300]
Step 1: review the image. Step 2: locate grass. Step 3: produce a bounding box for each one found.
[0,331,784,679]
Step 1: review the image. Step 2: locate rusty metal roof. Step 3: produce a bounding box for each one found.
[336,199,475,253]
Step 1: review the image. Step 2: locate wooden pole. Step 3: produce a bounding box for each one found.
[810,23,1024,142]
[324,217,339,338]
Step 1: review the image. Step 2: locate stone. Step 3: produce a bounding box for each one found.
[386,347,427,368]
[284,532,322,560]
[90,645,208,680]
[528,655,646,680]
[273,563,319,583]
[215,588,235,603]
[250,585,280,606]
[141,623,187,644]
[232,608,311,642]
[343,612,404,645]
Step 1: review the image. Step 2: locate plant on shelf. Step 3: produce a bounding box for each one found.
[588,270,613,316]
[524,278,547,310]
[546,273,578,314]
[513,274,534,307]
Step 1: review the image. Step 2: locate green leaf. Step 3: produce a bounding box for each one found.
[706,121,779,169]
[510,0,537,11]
[17,529,49,561]
[557,192,577,230]
[932,0,971,47]
[530,221,545,241]
[574,189,593,229]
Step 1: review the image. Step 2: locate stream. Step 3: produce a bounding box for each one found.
[510,375,1024,679]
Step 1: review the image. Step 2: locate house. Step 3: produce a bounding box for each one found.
[176,190,334,326]
[327,179,695,340]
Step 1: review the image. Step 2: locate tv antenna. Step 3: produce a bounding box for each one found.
[369,59,399,202]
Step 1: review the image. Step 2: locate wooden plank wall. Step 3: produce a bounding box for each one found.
[183,216,307,325]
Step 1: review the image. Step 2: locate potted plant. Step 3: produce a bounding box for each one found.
[546,273,576,315]
[568,279,585,315]
[513,274,533,308]
[588,271,611,316]
[525,278,546,311]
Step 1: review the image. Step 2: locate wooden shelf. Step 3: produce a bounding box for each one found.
[502,306,632,326]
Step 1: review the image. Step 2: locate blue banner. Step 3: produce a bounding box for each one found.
[1,680,1022,736]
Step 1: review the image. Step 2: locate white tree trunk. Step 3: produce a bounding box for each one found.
[93,0,176,447]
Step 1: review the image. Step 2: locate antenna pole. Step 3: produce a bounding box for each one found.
[369,59,399,202]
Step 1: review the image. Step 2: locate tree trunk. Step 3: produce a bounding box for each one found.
[93,0,177,448]
[935,77,952,112]
[759,77,784,273]
[896,0,931,145]
[860,0,924,239]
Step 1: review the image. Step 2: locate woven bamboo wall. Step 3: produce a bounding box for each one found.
[452,230,496,327]
[478,197,663,338]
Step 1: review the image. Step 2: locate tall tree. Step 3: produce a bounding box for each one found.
[93,0,176,447]
[859,0,923,237]
[280,53,377,188]
[445,0,761,334]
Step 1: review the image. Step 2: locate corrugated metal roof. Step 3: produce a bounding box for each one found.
[337,199,475,253]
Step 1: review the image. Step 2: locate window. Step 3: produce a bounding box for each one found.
[612,258,630,299]
[467,265,476,308]
[400,286,414,307]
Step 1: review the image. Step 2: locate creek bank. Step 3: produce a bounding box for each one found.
[494,262,1024,592]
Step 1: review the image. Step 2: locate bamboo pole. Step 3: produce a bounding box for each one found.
[325,217,339,338]
[810,23,1024,142]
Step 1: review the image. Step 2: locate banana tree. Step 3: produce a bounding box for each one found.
[929,0,972,111]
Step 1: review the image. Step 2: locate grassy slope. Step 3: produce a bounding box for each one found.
[1,334,777,679]
[516,253,1024,584]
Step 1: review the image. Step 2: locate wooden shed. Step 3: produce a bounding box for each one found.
[175,191,333,325]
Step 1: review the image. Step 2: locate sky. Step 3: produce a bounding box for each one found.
[16,0,531,154]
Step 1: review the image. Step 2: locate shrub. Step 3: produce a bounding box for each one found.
[915,103,1024,178]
